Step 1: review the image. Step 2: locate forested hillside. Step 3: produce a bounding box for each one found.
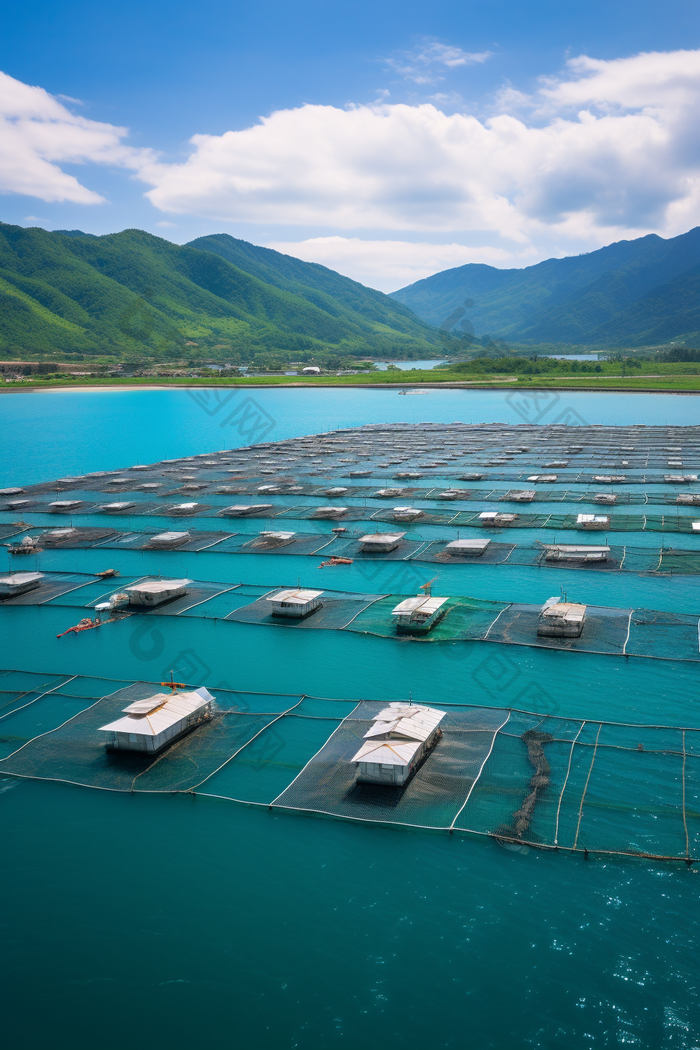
[0,224,438,360]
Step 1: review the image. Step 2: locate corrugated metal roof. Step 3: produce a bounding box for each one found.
[391,596,448,617]
[541,602,587,623]
[351,739,422,765]
[267,588,323,604]
[98,687,213,737]
[126,578,191,595]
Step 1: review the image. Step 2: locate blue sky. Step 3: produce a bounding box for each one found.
[1,0,698,289]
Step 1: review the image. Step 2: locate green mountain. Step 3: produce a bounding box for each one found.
[0,224,438,360]
[390,227,700,346]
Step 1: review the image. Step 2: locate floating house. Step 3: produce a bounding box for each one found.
[98,687,214,754]
[359,532,405,553]
[392,506,423,521]
[479,511,518,526]
[49,500,82,511]
[222,504,273,516]
[312,506,348,519]
[666,474,698,483]
[437,490,463,500]
[373,488,404,498]
[0,487,24,495]
[594,493,617,504]
[124,579,190,606]
[0,571,44,598]
[543,544,610,562]
[576,513,610,530]
[254,531,296,548]
[171,502,200,514]
[593,475,626,483]
[444,538,491,557]
[324,487,348,496]
[527,474,557,483]
[677,494,700,505]
[148,531,191,549]
[100,501,136,512]
[392,595,449,633]
[505,490,536,502]
[266,588,323,618]
[351,702,446,786]
[538,599,587,637]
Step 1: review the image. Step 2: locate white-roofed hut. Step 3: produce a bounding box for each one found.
[391,595,449,633]
[266,588,323,618]
[537,599,587,637]
[98,687,213,754]
[352,702,446,785]
[124,578,190,606]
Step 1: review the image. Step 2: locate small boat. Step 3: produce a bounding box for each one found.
[318,556,354,567]
[94,569,120,578]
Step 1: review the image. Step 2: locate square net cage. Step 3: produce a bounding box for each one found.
[1,673,697,863]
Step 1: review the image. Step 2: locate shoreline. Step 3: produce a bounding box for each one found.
[1,379,699,395]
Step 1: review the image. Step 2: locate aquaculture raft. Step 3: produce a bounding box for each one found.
[0,671,697,865]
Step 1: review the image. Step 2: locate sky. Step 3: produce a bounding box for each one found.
[0,0,699,291]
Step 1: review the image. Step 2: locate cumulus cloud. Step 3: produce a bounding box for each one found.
[0,71,152,203]
[2,50,699,286]
[140,48,700,251]
[265,236,530,291]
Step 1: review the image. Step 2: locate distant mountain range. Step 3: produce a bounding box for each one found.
[0,225,437,359]
[390,227,700,347]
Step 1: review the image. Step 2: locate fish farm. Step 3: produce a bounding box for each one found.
[2,422,700,863]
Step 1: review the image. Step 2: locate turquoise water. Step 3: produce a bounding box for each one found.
[1,389,700,1050]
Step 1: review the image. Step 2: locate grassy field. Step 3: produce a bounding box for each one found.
[3,369,700,392]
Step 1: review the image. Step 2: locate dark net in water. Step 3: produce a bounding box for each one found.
[0,672,697,864]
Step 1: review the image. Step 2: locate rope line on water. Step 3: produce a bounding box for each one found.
[573,722,602,852]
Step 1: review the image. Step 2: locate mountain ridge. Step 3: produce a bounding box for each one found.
[390,227,700,346]
[0,224,438,359]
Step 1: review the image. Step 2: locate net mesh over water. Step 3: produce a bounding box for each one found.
[0,671,697,863]
[5,526,700,574]
[3,573,699,662]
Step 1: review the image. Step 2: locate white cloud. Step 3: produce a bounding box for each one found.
[0,71,153,203]
[156,220,177,227]
[140,48,700,256]
[384,41,492,84]
[1,50,699,286]
[265,236,531,291]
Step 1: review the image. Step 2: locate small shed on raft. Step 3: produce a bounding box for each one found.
[98,687,214,753]
[266,588,323,618]
[352,702,446,785]
[391,595,448,633]
[537,599,587,637]
[359,532,405,553]
[0,571,44,598]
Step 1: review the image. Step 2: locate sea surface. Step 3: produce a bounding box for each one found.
[1,387,699,1050]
